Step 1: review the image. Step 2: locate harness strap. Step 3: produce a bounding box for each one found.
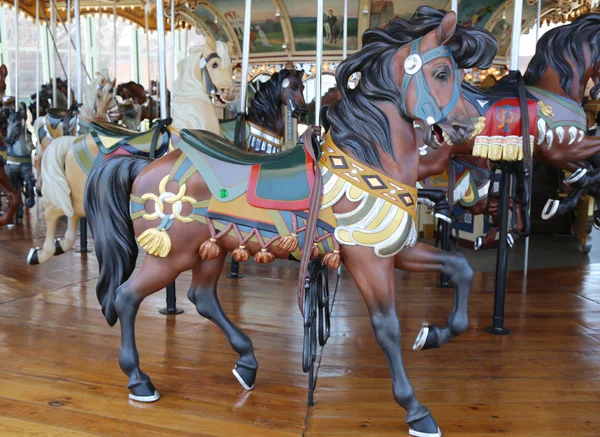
[200,52,220,96]
[149,118,172,159]
[297,126,322,315]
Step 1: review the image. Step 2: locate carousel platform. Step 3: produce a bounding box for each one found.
[0,206,599,436]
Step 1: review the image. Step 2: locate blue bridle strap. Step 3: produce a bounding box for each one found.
[400,38,461,125]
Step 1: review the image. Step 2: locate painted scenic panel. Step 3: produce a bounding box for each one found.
[369,0,446,28]
[288,0,360,51]
[214,0,285,53]
[193,5,230,42]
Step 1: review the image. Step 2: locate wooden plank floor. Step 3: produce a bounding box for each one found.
[0,207,599,436]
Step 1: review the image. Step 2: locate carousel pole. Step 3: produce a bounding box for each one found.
[113,0,117,80]
[315,0,324,128]
[144,2,151,121]
[342,0,348,60]
[50,0,57,106]
[170,0,175,117]
[67,0,71,107]
[74,0,90,254]
[451,0,458,13]
[13,0,18,110]
[36,0,40,119]
[227,0,253,280]
[486,0,525,336]
[156,0,182,316]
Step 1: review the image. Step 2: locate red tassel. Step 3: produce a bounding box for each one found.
[199,238,220,260]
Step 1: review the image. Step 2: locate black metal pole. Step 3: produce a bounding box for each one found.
[76,218,92,253]
[439,219,451,287]
[226,259,245,279]
[159,281,183,315]
[486,163,512,335]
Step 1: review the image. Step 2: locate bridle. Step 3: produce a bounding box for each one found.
[400,37,461,126]
[199,51,221,97]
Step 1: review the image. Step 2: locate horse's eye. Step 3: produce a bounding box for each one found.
[212,62,219,69]
[436,70,449,82]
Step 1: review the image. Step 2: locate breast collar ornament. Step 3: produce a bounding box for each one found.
[400,38,461,126]
[198,52,221,96]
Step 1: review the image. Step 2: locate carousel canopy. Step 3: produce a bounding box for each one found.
[2,0,598,62]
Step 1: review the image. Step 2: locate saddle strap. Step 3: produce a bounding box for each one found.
[297,126,322,315]
[150,118,172,159]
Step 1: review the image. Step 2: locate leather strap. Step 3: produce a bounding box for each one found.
[297,126,322,314]
[516,71,531,236]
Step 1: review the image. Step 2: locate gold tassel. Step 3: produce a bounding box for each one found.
[322,250,341,269]
[232,245,250,262]
[310,243,320,260]
[472,137,489,159]
[137,228,171,258]
[278,232,299,252]
[254,248,275,264]
[199,238,220,260]
[488,136,504,161]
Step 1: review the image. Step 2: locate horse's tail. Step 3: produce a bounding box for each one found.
[84,155,151,326]
[40,136,76,217]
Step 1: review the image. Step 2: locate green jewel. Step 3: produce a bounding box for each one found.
[218,188,228,199]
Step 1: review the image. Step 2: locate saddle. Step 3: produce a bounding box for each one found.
[90,120,171,159]
[180,129,315,210]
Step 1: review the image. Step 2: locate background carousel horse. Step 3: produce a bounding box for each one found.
[4,103,35,219]
[418,13,600,229]
[0,100,21,225]
[116,98,143,131]
[220,69,307,153]
[0,64,7,101]
[29,78,75,122]
[27,35,238,266]
[84,11,477,437]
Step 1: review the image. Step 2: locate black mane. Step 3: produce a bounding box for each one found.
[248,69,303,128]
[525,13,600,94]
[328,6,497,169]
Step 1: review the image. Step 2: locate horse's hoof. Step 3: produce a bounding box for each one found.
[409,414,441,437]
[541,199,559,220]
[413,324,429,351]
[232,365,256,391]
[54,239,65,256]
[564,168,587,186]
[128,390,160,403]
[433,212,452,224]
[474,236,483,251]
[594,217,600,231]
[27,248,40,265]
[507,233,514,248]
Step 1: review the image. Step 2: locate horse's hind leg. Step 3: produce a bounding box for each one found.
[27,201,63,265]
[23,165,36,208]
[55,214,81,256]
[115,255,183,402]
[188,252,258,390]
[395,242,473,351]
[343,246,440,437]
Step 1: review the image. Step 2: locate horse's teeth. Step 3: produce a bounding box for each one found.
[578,129,585,142]
[545,129,554,149]
[556,126,564,143]
[569,126,577,145]
[537,118,546,145]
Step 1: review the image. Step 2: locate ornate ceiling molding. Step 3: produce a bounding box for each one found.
[272,0,295,56]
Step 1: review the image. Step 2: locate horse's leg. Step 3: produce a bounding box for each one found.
[187,252,258,390]
[0,164,20,226]
[27,201,63,265]
[55,213,81,255]
[395,242,472,351]
[115,254,184,402]
[23,165,35,208]
[343,246,440,437]
[6,164,22,220]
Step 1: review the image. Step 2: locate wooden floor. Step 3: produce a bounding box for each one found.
[0,207,599,436]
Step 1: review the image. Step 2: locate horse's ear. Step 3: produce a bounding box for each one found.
[227,40,235,57]
[96,72,106,86]
[437,11,457,45]
[110,77,117,89]
[0,64,7,78]
[205,33,216,50]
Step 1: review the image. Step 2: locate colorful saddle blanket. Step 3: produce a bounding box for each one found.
[180,129,314,210]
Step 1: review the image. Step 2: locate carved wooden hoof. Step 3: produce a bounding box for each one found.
[26,247,40,265]
[128,390,161,403]
[54,239,65,256]
[474,236,483,251]
[541,199,559,220]
[412,323,429,351]
[232,365,256,391]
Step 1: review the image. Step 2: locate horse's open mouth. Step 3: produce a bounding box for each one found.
[431,124,444,146]
[214,94,235,108]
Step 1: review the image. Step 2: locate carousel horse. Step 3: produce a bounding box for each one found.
[29,78,74,121]
[27,35,238,266]
[417,13,600,228]
[84,11,476,437]
[116,98,143,131]
[0,64,7,101]
[4,103,35,219]
[0,102,20,225]
[220,69,308,153]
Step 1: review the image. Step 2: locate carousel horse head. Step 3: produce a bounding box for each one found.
[5,102,27,146]
[330,9,474,167]
[117,81,148,106]
[117,97,142,131]
[278,69,308,117]
[83,72,117,121]
[202,35,238,107]
[525,13,600,101]
[0,64,7,100]
[0,106,9,138]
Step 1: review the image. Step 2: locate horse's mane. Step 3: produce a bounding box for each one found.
[328,6,496,169]
[248,69,304,128]
[525,13,600,94]
[171,40,231,130]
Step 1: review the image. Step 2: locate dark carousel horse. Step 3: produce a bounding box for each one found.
[5,103,35,219]
[0,103,20,226]
[0,64,7,102]
[221,69,308,153]
[84,11,476,437]
[29,78,74,122]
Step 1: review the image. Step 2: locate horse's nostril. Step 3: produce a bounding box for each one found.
[452,124,468,138]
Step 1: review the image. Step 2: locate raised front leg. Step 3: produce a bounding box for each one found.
[395,242,473,351]
[187,254,258,390]
[343,245,440,437]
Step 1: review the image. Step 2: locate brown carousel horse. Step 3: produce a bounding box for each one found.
[0,64,7,102]
[0,101,20,226]
[85,11,476,437]
[418,13,600,229]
